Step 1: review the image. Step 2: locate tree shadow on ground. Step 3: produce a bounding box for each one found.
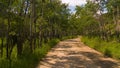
[40,50,119,68]
[39,38,120,68]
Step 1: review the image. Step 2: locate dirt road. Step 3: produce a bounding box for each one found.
[36,38,120,68]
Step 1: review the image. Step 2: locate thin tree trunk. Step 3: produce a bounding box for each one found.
[6,0,11,59]
[30,0,35,52]
[6,17,10,59]
[1,38,3,57]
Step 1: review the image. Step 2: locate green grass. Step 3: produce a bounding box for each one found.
[0,38,60,68]
[81,36,120,59]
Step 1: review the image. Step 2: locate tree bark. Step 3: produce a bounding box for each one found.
[30,0,36,52]
[1,38,3,57]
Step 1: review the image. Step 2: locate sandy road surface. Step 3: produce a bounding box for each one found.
[36,38,120,68]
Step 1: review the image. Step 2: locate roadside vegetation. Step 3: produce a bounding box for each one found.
[81,36,120,59]
[0,38,60,68]
[0,36,75,68]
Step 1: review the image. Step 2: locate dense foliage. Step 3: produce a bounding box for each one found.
[0,0,75,67]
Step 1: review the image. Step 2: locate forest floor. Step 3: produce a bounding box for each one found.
[36,38,120,68]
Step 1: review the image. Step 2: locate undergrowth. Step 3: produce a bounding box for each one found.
[0,36,75,68]
[81,36,120,59]
[0,38,60,68]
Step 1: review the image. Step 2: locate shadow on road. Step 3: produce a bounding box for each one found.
[37,38,120,68]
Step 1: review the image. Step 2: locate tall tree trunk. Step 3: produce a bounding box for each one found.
[6,16,10,59]
[6,0,11,59]
[30,0,35,52]
[17,37,23,57]
[1,38,3,57]
[114,6,120,41]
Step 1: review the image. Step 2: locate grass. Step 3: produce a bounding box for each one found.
[0,38,60,68]
[81,36,120,59]
[0,36,76,68]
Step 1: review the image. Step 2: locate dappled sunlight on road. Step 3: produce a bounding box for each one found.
[36,38,120,68]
